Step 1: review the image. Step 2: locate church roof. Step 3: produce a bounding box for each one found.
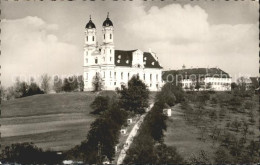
[162,68,231,81]
[103,17,113,27]
[86,19,96,29]
[114,50,162,69]
[115,50,135,67]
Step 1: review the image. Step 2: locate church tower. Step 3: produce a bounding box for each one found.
[84,16,97,66]
[101,13,114,65]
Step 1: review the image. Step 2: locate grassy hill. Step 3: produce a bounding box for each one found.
[0,91,116,151]
[164,93,259,163]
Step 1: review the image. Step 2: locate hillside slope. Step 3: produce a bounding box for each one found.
[0,92,112,151]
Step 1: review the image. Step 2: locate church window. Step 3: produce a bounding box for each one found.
[110,49,112,54]
[110,57,112,62]
[104,34,105,39]
[150,74,152,81]
[144,74,145,80]
[114,82,116,86]
[110,71,112,78]
[156,74,158,81]
[93,36,94,41]
[110,34,112,39]
[86,73,88,80]
[95,58,98,64]
[128,73,130,79]
[87,36,88,42]
[121,72,123,80]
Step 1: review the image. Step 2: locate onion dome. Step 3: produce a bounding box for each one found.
[85,15,96,29]
[103,12,113,27]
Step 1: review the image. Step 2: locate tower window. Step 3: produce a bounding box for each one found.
[110,34,112,39]
[110,57,112,62]
[92,36,94,41]
[104,34,105,39]
[121,72,123,80]
[95,58,98,64]
[150,74,152,81]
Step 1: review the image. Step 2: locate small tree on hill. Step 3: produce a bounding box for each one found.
[53,76,63,93]
[92,73,103,92]
[90,96,110,115]
[40,74,51,93]
[117,75,149,114]
[78,75,84,92]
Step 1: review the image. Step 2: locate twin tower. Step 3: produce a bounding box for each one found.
[84,13,115,66]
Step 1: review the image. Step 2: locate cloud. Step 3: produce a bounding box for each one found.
[1,16,82,87]
[124,3,258,80]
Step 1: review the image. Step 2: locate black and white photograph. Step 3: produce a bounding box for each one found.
[0,0,259,164]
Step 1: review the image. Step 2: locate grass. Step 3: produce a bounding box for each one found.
[0,91,116,152]
[164,93,260,163]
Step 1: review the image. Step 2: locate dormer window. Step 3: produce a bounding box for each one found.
[117,60,120,63]
[118,55,121,59]
[126,60,129,64]
[144,57,147,60]
[152,62,155,65]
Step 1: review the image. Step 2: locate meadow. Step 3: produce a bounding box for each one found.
[0,91,116,151]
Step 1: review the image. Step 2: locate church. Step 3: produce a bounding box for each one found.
[83,14,163,91]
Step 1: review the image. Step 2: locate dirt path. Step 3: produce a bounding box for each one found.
[116,103,154,164]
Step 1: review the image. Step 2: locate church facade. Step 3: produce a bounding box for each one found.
[83,14,163,91]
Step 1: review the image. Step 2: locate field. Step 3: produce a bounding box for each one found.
[0,91,116,152]
[164,92,260,163]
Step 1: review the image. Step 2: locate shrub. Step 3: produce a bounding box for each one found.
[90,96,110,115]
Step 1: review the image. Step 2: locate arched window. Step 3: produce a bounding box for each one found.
[95,58,98,64]
[110,34,112,39]
[92,36,94,41]
[104,34,105,39]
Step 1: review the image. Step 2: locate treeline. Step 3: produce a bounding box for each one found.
[0,142,63,164]
[65,76,150,163]
[124,82,185,164]
[0,75,84,100]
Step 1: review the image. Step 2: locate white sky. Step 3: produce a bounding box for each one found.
[0,0,259,86]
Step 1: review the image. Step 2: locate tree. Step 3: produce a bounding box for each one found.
[40,74,51,93]
[206,82,212,90]
[155,143,184,164]
[117,75,149,114]
[195,79,201,91]
[78,75,84,92]
[62,78,72,92]
[53,76,63,93]
[26,82,44,96]
[214,146,233,164]
[231,82,238,90]
[90,96,110,115]
[92,73,103,92]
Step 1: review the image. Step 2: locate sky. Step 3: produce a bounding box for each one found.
[0,0,259,87]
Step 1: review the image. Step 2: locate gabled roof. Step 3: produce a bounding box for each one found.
[114,50,162,69]
[162,68,231,81]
